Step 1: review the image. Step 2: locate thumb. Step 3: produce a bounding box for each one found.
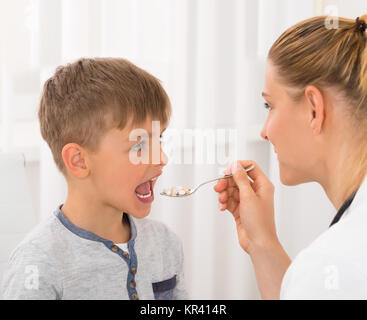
[230,161,255,199]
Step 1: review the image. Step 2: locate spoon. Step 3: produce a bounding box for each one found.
[160,164,255,198]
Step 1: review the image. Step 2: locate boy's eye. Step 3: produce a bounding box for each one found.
[159,133,169,146]
[131,140,144,151]
[131,134,165,152]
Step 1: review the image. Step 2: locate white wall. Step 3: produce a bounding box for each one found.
[1,0,366,299]
[0,154,37,279]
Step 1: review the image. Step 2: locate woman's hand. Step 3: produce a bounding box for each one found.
[214,160,278,254]
[215,160,291,299]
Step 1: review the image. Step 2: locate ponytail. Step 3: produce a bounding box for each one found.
[358,14,367,98]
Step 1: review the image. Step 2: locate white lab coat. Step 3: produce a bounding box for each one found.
[280,174,367,299]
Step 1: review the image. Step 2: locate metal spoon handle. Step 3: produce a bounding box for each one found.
[160,164,255,197]
[194,164,255,190]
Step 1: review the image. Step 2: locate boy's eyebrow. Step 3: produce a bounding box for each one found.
[147,127,167,136]
[262,92,270,97]
[128,127,167,143]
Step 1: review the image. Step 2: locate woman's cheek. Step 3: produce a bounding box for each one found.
[265,119,275,145]
[267,113,283,145]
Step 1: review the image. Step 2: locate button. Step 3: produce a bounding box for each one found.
[131,293,139,300]
[122,251,129,259]
[131,267,137,275]
[129,281,136,289]
[111,245,119,252]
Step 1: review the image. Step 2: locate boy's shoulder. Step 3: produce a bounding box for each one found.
[133,216,170,231]
[131,217,185,281]
[132,216,182,250]
[10,213,183,262]
[8,212,68,263]
[1,213,68,299]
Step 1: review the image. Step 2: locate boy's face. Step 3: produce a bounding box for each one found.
[85,117,168,218]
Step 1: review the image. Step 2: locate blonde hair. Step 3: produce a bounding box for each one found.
[38,58,171,173]
[269,15,367,199]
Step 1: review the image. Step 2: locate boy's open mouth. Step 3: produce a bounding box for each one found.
[135,176,159,203]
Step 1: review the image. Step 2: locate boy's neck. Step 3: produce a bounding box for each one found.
[61,191,131,244]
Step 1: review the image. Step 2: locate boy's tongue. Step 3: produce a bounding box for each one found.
[135,181,151,195]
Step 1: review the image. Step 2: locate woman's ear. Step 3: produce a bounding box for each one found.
[61,143,90,178]
[305,85,325,135]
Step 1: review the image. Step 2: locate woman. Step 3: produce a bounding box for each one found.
[215,14,367,299]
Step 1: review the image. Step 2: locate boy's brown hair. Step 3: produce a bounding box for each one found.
[38,57,171,173]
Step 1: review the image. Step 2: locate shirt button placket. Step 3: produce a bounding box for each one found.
[110,242,138,301]
[131,293,139,300]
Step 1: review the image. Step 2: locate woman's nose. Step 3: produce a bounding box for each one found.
[260,123,269,141]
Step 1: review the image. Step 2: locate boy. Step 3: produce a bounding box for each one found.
[1,58,187,300]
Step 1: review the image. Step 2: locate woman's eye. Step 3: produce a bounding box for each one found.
[264,102,272,111]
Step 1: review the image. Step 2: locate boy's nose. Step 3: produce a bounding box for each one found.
[159,148,168,167]
[151,144,168,166]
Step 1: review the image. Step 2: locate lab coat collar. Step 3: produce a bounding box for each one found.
[346,173,367,217]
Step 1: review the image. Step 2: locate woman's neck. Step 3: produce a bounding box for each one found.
[321,143,366,211]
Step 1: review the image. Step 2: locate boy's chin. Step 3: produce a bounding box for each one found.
[130,199,153,219]
[118,192,154,218]
[114,202,152,219]
[130,206,152,219]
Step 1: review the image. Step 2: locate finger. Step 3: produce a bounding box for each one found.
[218,190,238,212]
[223,166,237,188]
[219,188,240,206]
[226,176,237,188]
[223,185,240,201]
[226,197,239,216]
[214,178,228,193]
[218,190,240,215]
[219,203,227,211]
[231,188,240,202]
[218,191,228,203]
[237,160,273,195]
[230,161,256,200]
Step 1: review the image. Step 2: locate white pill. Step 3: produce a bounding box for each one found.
[163,189,171,196]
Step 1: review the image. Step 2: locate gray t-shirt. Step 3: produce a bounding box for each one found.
[1,206,187,300]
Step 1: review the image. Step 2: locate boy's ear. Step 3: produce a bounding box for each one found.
[61,143,89,178]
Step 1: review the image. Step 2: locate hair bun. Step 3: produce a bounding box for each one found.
[356,16,367,33]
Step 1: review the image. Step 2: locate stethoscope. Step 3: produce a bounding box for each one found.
[329,189,358,227]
